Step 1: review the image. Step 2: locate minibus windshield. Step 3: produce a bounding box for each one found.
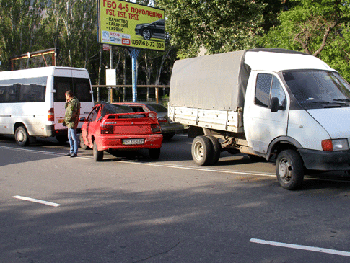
[283,69,350,109]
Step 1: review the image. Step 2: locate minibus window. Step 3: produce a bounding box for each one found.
[18,84,45,102]
[74,78,91,102]
[0,77,47,103]
[0,87,7,102]
[54,77,72,102]
[8,85,19,102]
[54,77,92,102]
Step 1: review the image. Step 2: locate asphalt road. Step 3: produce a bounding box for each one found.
[1,134,350,263]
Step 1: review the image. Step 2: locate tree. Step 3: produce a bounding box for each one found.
[44,0,98,68]
[0,0,48,70]
[156,0,265,58]
[257,0,350,80]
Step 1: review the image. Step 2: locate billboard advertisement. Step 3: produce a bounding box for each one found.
[98,0,166,51]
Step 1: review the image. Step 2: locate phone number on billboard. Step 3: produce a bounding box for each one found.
[132,40,164,49]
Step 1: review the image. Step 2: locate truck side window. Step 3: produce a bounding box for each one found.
[255,73,272,107]
[271,76,286,109]
[255,74,286,110]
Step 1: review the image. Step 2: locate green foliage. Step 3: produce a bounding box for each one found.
[42,0,99,68]
[0,0,47,67]
[1,0,350,84]
[156,0,265,57]
[256,0,350,81]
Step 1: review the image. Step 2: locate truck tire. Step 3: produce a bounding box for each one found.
[93,141,103,161]
[206,135,221,165]
[191,135,213,166]
[276,149,304,190]
[15,126,30,146]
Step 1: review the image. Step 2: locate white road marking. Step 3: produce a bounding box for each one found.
[250,238,350,257]
[13,195,60,207]
[0,145,90,159]
[120,160,275,178]
[5,145,350,183]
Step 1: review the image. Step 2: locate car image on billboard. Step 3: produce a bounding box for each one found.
[135,19,165,40]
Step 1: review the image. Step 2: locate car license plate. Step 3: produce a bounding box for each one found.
[122,138,145,145]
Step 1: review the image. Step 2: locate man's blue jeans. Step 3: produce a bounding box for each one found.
[68,128,79,155]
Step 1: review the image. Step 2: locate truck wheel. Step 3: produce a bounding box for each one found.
[191,135,213,166]
[206,135,221,165]
[149,148,161,159]
[79,134,88,150]
[15,126,30,146]
[93,141,103,161]
[276,149,304,190]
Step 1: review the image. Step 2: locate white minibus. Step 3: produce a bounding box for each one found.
[0,66,94,145]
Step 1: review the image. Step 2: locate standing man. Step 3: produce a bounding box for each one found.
[63,90,80,157]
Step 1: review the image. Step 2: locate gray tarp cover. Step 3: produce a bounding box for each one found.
[169,50,250,111]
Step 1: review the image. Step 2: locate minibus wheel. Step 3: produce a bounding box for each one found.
[276,149,304,190]
[56,135,68,145]
[15,126,30,146]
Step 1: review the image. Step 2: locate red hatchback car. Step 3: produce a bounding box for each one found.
[80,103,163,161]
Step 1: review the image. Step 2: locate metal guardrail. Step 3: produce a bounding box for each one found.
[92,85,170,103]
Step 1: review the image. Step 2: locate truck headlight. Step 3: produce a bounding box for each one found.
[322,139,349,151]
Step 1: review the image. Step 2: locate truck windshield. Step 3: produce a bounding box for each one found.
[283,70,350,109]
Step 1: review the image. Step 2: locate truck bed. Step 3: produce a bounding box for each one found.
[168,106,244,134]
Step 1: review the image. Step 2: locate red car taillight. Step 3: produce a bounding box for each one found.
[48,108,54,121]
[151,124,161,133]
[101,124,114,134]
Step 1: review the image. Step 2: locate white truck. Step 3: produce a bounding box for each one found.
[168,49,350,189]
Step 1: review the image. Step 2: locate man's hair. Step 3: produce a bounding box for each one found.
[65,90,74,97]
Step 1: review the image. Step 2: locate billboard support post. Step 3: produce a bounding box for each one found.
[129,48,140,102]
[97,0,165,103]
[108,46,113,102]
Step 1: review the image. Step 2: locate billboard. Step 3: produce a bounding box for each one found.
[98,0,165,51]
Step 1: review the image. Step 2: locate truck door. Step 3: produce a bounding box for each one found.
[244,72,289,154]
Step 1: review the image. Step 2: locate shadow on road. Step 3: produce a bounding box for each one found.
[2,181,350,263]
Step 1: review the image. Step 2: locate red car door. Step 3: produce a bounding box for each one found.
[84,105,101,147]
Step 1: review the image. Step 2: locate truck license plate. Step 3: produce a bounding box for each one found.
[122,138,145,145]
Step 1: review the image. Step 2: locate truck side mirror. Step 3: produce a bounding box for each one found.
[270,97,279,112]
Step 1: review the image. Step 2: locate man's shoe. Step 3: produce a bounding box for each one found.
[70,153,77,158]
[65,153,72,156]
